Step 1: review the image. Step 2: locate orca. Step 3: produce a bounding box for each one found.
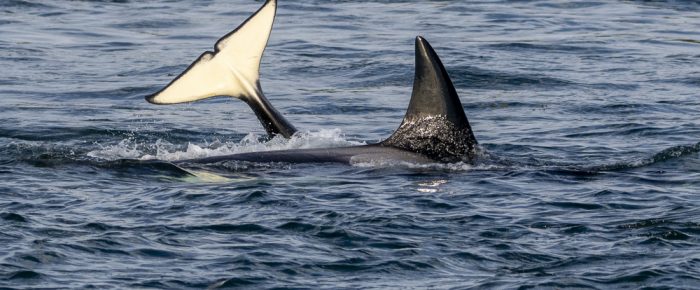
[146,0,478,165]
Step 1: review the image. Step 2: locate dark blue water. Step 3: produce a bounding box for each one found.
[2,0,700,288]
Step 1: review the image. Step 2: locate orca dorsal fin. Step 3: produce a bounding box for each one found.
[146,0,277,104]
[382,36,478,162]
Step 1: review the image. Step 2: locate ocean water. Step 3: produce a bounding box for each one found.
[1,0,700,288]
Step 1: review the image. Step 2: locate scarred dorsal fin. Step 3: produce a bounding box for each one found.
[382,36,477,162]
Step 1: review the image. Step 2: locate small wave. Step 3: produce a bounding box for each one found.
[209,277,265,289]
[286,104,399,115]
[449,65,573,90]
[0,212,28,223]
[634,1,700,12]
[0,0,53,9]
[0,19,17,25]
[591,142,700,172]
[537,142,700,176]
[486,42,616,54]
[189,223,273,234]
[111,19,189,30]
[5,270,43,280]
[132,248,180,259]
[565,103,667,116]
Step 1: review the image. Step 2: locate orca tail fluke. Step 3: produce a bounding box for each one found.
[145,0,276,105]
[145,0,296,138]
[382,36,478,162]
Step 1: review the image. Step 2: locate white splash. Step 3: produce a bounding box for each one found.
[87,129,364,162]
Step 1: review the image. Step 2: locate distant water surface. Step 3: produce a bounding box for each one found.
[1,0,700,289]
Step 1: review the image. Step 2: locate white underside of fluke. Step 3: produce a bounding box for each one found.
[147,0,276,104]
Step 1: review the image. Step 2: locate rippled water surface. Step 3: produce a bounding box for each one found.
[2,0,700,289]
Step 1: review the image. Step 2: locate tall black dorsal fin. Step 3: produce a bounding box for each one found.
[381,36,477,162]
